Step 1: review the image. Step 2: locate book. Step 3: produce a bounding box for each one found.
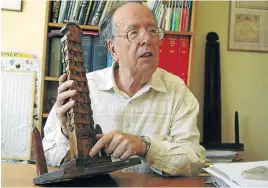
[92,36,108,71]
[158,36,167,69]
[49,38,62,77]
[177,35,190,83]
[165,35,178,76]
[51,0,61,23]
[58,0,68,23]
[81,34,94,73]
[77,0,90,25]
[91,1,106,26]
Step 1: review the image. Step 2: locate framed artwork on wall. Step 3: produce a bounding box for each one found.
[1,0,22,12]
[228,1,268,52]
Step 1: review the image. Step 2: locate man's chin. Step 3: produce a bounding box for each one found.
[141,67,156,81]
[138,59,157,68]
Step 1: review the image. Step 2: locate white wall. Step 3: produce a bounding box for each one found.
[1,0,46,62]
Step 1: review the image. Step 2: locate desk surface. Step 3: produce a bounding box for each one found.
[1,162,211,187]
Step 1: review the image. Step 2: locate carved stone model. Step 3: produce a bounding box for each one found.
[32,23,141,185]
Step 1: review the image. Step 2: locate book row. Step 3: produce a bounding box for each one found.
[51,0,192,32]
[147,0,192,32]
[48,32,190,84]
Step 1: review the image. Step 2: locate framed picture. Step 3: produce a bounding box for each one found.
[228,1,268,52]
[1,0,22,12]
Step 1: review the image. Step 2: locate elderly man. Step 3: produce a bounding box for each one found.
[43,2,206,176]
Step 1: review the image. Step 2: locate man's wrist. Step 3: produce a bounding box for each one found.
[139,135,151,157]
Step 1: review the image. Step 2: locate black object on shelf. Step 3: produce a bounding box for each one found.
[201,143,244,151]
[201,111,244,151]
[203,32,222,144]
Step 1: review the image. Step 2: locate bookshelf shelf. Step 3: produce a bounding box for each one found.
[165,31,193,36]
[42,113,49,118]
[48,23,99,31]
[45,76,59,82]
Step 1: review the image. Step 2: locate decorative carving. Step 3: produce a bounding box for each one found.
[61,23,95,160]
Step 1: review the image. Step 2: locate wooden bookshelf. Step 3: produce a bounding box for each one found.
[45,76,59,82]
[42,113,49,118]
[48,23,99,31]
[165,31,193,36]
[39,1,199,135]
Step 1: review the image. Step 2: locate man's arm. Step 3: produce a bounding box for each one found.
[42,105,69,167]
[143,88,206,176]
[42,74,77,167]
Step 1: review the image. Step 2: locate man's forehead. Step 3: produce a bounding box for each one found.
[113,3,156,29]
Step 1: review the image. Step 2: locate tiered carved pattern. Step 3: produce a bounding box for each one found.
[61,23,96,160]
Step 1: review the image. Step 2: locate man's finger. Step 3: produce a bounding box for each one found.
[56,100,75,117]
[58,80,75,94]
[96,134,104,139]
[57,90,77,105]
[120,149,132,160]
[111,142,127,159]
[59,73,67,85]
[89,133,114,157]
[104,137,121,154]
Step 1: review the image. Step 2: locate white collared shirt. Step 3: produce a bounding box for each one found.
[43,63,206,176]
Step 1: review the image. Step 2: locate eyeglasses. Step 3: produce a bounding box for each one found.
[114,27,165,43]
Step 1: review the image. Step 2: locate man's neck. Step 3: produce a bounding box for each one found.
[114,66,146,97]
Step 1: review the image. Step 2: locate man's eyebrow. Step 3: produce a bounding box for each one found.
[125,23,157,31]
[125,24,137,31]
[148,23,157,28]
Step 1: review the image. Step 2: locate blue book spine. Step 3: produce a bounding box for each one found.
[92,36,108,71]
[187,0,192,32]
[81,34,93,73]
[106,51,113,67]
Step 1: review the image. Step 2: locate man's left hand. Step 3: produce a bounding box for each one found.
[89,130,146,160]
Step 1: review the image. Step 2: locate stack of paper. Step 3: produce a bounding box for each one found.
[206,150,238,163]
[203,161,268,187]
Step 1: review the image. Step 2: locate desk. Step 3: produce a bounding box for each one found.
[1,162,211,187]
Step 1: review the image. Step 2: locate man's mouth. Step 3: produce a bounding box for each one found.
[139,52,153,58]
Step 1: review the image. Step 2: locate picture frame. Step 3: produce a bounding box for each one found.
[228,1,268,52]
[1,0,22,12]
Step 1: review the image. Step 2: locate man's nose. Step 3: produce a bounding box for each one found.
[139,29,152,45]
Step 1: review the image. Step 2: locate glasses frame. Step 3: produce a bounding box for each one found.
[114,27,165,43]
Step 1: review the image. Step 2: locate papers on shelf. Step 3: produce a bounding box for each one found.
[206,150,237,158]
[205,150,238,164]
[203,161,268,187]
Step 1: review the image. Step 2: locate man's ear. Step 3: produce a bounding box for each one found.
[107,40,119,62]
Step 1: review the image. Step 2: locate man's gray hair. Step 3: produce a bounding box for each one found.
[99,1,155,41]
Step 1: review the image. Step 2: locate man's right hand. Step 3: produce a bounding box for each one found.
[55,73,77,136]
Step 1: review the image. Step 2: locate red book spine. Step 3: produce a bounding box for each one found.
[158,37,167,69]
[177,36,190,84]
[165,35,178,76]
